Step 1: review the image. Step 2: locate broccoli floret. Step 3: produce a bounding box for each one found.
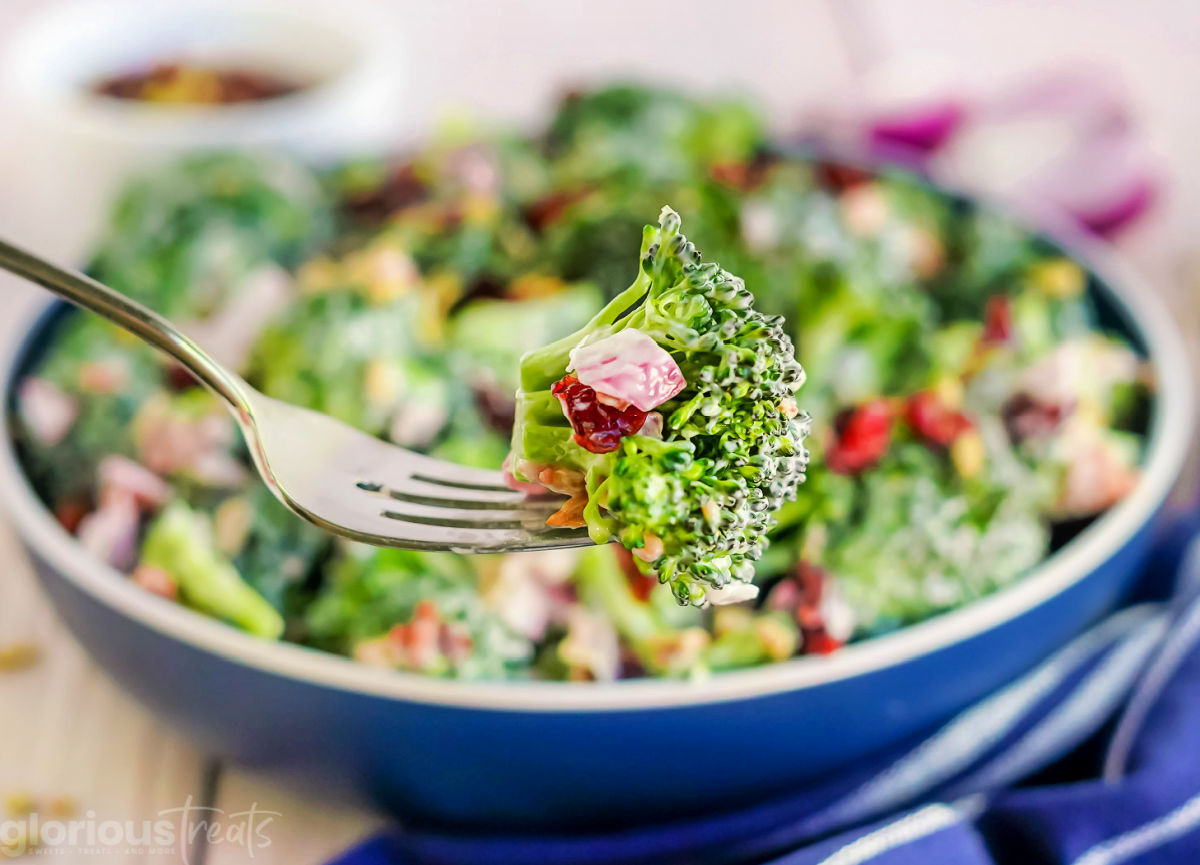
[509,207,810,605]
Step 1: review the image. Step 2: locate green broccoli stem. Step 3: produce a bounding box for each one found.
[142,501,285,639]
[518,224,660,391]
[703,628,771,670]
[574,545,673,661]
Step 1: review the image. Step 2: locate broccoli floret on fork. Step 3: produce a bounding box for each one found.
[507,206,810,606]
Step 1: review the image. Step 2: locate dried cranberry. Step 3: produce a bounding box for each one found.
[471,380,516,435]
[54,498,90,534]
[814,161,874,193]
[524,188,590,232]
[552,375,647,454]
[342,163,425,223]
[165,363,198,391]
[905,391,973,448]
[613,546,658,602]
[804,630,844,655]
[983,295,1013,344]
[826,399,893,474]
[767,562,844,656]
[1003,393,1068,443]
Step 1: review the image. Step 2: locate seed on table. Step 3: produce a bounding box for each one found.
[3,791,35,816]
[48,796,77,818]
[0,643,40,673]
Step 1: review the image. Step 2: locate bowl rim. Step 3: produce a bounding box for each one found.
[0,190,1192,713]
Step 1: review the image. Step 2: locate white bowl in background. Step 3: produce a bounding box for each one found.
[2,0,405,258]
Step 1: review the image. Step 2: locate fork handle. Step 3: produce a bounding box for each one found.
[0,237,251,413]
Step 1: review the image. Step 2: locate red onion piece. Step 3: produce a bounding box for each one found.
[17,377,77,446]
[97,455,171,509]
[569,329,685,412]
[77,491,140,571]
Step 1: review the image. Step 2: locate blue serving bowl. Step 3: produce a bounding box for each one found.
[0,206,1192,831]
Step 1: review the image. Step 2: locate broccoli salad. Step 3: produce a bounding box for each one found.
[507,206,810,607]
[13,85,1151,681]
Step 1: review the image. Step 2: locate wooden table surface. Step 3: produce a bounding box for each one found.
[0,1,1197,862]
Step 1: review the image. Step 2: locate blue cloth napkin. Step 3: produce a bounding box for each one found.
[330,515,1200,865]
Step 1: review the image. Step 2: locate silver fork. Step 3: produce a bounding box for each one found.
[0,238,591,553]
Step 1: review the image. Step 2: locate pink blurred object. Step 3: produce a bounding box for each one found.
[97,455,171,509]
[501,453,550,495]
[821,65,1156,238]
[177,264,293,370]
[868,100,965,154]
[77,490,140,570]
[17,377,77,446]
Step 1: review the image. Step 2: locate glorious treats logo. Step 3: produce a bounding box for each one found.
[0,796,279,861]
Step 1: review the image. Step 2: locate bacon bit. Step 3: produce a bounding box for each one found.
[54,499,90,534]
[983,295,1013,344]
[132,565,178,600]
[546,493,588,529]
[1003,393,1068,443]
[535,465,585,497]
[904,391,973,448]
[767,562,846,655]
[552,375,648,454]
[503,461,590,529]
[826,399,893,475]
[356,601,475,673]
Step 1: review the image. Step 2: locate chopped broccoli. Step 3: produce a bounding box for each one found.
[141,501,284,639]
[89,153,330,318]
[509,207,810,605]
[304,546,533,679]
